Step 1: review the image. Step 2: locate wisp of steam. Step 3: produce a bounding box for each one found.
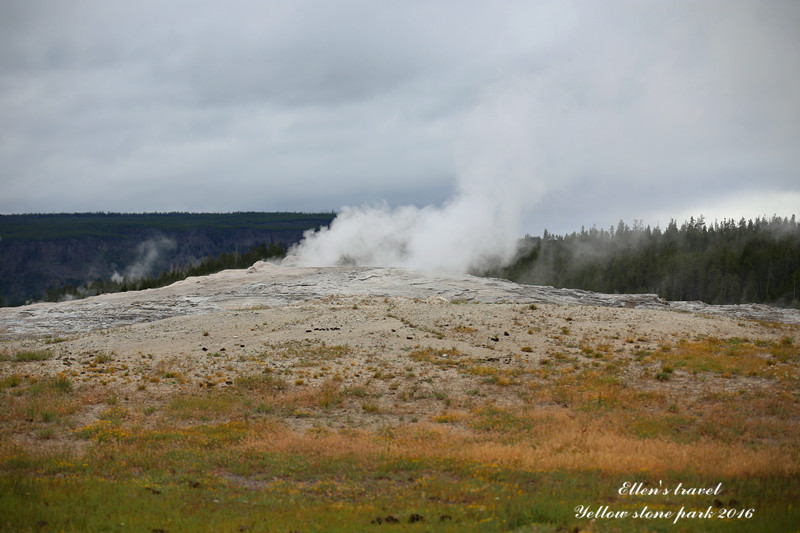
[290,81,545,274]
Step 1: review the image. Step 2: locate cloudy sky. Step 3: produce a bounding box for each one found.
[1,0,798,235]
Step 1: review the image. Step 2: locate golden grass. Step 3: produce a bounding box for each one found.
[650,336,798,378]
[236,415,797,477]
[1,306,799,531]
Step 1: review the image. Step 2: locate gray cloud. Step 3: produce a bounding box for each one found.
[0,0,797,237]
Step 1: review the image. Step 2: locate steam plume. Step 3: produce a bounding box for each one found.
[112,236,177,282]
[290,81,544,273]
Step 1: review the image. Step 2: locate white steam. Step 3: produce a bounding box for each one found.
[290,81,546,273]
[112,236,177,282]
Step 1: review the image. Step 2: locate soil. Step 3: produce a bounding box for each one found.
[2,263,795,432]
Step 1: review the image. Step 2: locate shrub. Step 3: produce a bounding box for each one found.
[50,375,73,394]
[12,350,53,362]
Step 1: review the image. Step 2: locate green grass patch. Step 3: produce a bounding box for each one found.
[0,374,23,389]
[21,375,74,397]
[628,413,700,443]
[234,371,288,392]
[469,404,532,435]
[167,392,239,420]
[651,337,782,377]
[4,349,53,362]
[1,460,797,532]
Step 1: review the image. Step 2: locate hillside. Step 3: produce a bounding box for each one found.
[0,212,335,306]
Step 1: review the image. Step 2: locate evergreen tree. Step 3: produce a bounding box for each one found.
[489,216,799,308]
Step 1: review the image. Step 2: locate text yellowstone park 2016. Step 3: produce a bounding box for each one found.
[574,482,755,525]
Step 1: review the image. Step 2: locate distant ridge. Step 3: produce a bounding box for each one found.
[0,212,336,306]
[0,211,336,241]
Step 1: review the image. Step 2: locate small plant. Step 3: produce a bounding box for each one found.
[0,374,22,389]
[95,352,113,364]
[100,406,129,426]
[489,374,512,386]
[314,380,344,409]
[254,402,274,414]
[343,386,369,398]
[50,375,73,394]
[11,349,53,362]
[235,372,288,392]
[433,412,461,424]
[361,401,380,413]
[38,409,57,423]
[655,365,674,381]
[36,427,56,440]
[432,390,452,406]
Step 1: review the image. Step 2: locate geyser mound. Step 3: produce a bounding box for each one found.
[1,263,798,338]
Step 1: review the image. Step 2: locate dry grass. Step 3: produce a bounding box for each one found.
[0,349,53,362]
[1,298,799,531]
[648,336,795,378]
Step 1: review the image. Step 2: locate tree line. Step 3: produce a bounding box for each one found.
[0,211,336,240]
[41,241,287,303]
[488,215,799,307]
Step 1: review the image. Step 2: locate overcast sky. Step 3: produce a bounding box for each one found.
[1,0,798,235]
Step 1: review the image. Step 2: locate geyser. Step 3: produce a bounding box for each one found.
[290,80,546,273]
